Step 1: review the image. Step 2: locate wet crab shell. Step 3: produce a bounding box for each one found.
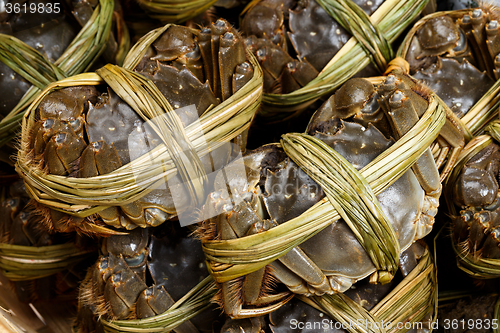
[0,0,130,117]
[267,243,432,333]
[20,20,255,232]
[402,6,500,121]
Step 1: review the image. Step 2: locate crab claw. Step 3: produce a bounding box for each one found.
[377,76,441,194]
[44,129,86,175]
[104,262,148,319]
[233,61,254,94]
[219,31,247,101]
[136,285,172,319]
[78,141,122,178]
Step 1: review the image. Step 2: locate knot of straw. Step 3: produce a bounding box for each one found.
[16,25,263,224]
[281,133,400,282]
[0,0,114,146]
[96,65,208,207]
[261,0,429,114]
[203,75,446,284]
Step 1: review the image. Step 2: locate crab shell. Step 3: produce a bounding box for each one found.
[0,0,78,116]
[268,243,428,333]
[405,6,500,119]
[0,0,127,117]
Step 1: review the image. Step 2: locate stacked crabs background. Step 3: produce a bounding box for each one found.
[1,0,500,332]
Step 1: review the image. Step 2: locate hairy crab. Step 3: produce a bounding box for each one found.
[450,142,500,262]
[268,242,432,333]
[403,6,500,121]
[240,0,383,94]
[197,73,441,318]
[76,224,221,333]
[22,19,254,233]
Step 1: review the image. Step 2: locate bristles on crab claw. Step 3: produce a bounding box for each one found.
[214,266,294,319]
[192,217,218,242]
[79,267,109,318]
[480,1,500,22]
[410,78,432,102]
[257,265,281,301]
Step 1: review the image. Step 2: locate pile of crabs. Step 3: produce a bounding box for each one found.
[2,0,500,332]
